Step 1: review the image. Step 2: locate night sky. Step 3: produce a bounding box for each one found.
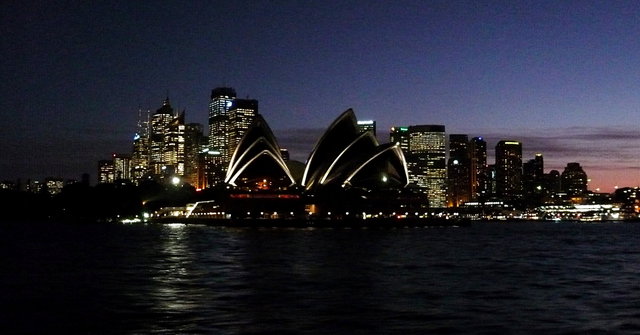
[1,1,639,191]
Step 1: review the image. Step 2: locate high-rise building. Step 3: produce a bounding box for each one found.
[390,126,410,153]
[207,87,260,187]
[208,87,237,164]
[98,160,115,184]
[228,98,258,152]
[164,111,185,176]
[357,120,376,137]
[184,123,205,187]
[544,170,561,195]
[131,108,150,183]
[470,137,488,200]
[113,153,131,181]
[447,134,471,207]
[407,125,447,208]
[523,153,544,200]
[561,162,588,195]
[495,140,522,199]
[150,97,175,175]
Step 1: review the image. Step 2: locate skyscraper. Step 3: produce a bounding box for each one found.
[390,126,410,153]
[207,87,259,187]
[523,153,544,201]
[113,153,131,180]
[184,123,205,187]
[164,111,186,176]
[495,140,522,199]
[150,97,175,175]
[407,125,447,208]
[98,160,115,184]
[470,137,488,200]
[561,162,588,195]
[447,134,471,207]
[131,108,150,183]
[228,98,258,152]
[208,87,237,164]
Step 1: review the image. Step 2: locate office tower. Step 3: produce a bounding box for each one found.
[544,170,561,194]
[495,140,522,199]
[523,153,544,200]
[390,126,410,152]
[228,98,258,152]
[357,120,376,137]
[98,160,115,184]
[470,137,488,200]
[164,111,185,176]
[203,150,225,187]
[407,125,447,208]
[131,108,150,183]
[113,153,131,180]
[447,134,471,207]
[150,97,175,175]
[208,87,237,164]
[207,87,260,187]
[561,162,588,195]
[184,123,205,187]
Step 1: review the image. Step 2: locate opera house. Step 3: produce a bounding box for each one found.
[183,109,429,221]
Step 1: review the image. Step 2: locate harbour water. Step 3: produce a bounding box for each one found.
[2,221,640,333]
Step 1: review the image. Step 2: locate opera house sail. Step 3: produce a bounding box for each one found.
[302,109,409,191]
[224,115,296,190]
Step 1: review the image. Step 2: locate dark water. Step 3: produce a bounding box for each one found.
[2,221,640,334]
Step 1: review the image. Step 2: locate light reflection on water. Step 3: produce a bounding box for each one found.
[2,221,640,333]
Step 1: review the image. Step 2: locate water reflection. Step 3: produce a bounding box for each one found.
[3,222,640,333]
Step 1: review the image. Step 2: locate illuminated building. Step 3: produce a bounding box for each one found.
[487,164,497,195]
[207,88,258,187]
[45,177,64,195]
[131,108,150,183]
[184,123,205,187]
[150,97,175,175]
[228,99,258,152]
[0,180,16,190]
[470,137,488,200]
[561,162,588,195]
[98,160,115,184]
[407,125,446,208]
[201,149,225,189]
[357,120,376,137]
[390,126,409,152]
[495,140,522,199]
[208,87,236,167]
[447,134,471,207]
[113,153,131,181]
[27,180,45,194]
[164,111,185,176]
[544,170,561,194]
[523,153,544,202]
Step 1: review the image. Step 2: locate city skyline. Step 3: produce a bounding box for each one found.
[2,1,639,191]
